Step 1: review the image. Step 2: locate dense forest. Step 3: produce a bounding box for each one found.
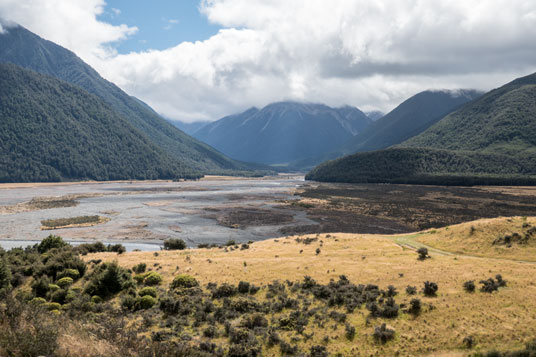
[0,63,203,182]
[305,147,536,186]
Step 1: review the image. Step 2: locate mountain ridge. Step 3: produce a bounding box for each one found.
[0,25,257,174]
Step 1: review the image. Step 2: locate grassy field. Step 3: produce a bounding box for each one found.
[415,216,536,262]
[85,217,536,356]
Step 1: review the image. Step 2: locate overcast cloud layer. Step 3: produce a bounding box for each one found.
[1,0,536,122]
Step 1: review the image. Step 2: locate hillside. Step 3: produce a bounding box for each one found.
[307,73,536,185]
[401,73,536,155]
[0,63,199,182]
[194,102,372,165]
[342,90,482,154]
[0,25,256,174]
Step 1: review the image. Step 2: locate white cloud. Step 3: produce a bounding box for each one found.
[111,7,120,15]
[1,0,536,122]
[0,0,136,63]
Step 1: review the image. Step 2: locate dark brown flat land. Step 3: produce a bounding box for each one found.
[279,182,536,235]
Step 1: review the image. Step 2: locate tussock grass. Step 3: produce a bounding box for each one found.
[416,216,536,261]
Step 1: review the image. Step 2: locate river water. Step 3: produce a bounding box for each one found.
[0,176,313,250]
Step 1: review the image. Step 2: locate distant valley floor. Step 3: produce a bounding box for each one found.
[280,182,536,235]
[2,177,536,246]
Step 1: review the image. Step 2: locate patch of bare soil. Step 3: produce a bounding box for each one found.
[205,207,295,229]
[108,222,166,240]
[0,193,104,214]
[281,183,536,235]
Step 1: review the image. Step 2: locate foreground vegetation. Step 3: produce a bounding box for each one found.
[1,217,535,356]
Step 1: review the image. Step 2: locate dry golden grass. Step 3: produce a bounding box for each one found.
[85,217,536,356]
[416,216,536,261]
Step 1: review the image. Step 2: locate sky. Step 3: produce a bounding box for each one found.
[1,0,536,123]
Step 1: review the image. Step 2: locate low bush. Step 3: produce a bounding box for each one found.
[238,281,250,294]
[373,323,395,344]
[408,298,421,316]
[143,272,163,286]
[56,277,73,288]
[423,281,438,297]
[163,238,187,250]
[310,345,328,357]
[132,263,147,274]
[136,295,156,310]
[170,274,199,289]
[57,268,80,280]
[37,235,68,253]
[417,247,430,260]
[139,286,158,298]
[84,261,134,299]
[345,323,356,340]
[212,283,238,299]
[406,285,417,295]
[463,280,476,293]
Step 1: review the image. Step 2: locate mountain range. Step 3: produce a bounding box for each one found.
[306,72,536,185]
[194,102,372,165]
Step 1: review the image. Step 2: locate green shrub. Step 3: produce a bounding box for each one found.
[137,295,156,310]
[91,295,103,304]
[56,277,73,288]
[121,295,136,311]
[31,276,51,298]
[48,283,60,291]
[84,261,134,298]
[144,272,162,286]
[37,235,68,253]
[0,258,12,295]
[225,240,236,247]
[132,263,147,274]
[65,289,77,303]
[170,274,199,289]
[212,283,237,299]
[345,324,356,340]
[44,302,61,311]
[408,298,421,316]
[49,289,68,304]
[423,281,438,297]
[133,274,146,284]
[238,281,250,294]
[417,247,430,260]
[57,268,80,280]
[30,297,46,305]
[39,249,86,280]
[463,280,476,293]
[163,238,187,250]
[139,287,157,298]
[373,323,395,344]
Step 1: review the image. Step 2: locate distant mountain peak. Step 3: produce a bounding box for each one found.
[194,101,372,165]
